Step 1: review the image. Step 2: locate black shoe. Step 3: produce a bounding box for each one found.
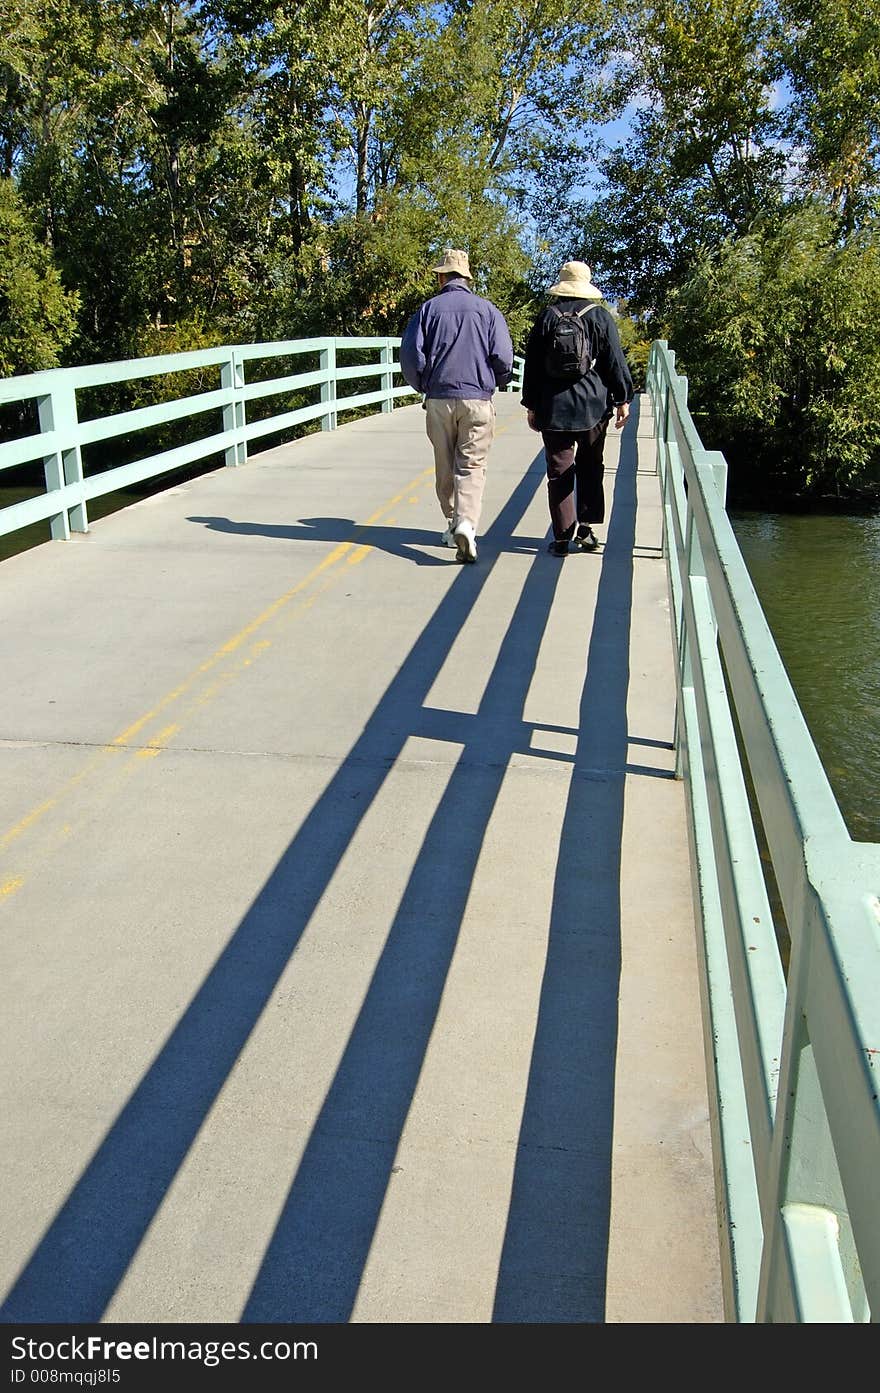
[576,526,598,551]
[548,539,569,557]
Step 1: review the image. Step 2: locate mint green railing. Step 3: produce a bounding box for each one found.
[0,337,525,545]
[647,340,880,1323]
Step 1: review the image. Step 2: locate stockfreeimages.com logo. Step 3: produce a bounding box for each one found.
[11,1335,318,1373]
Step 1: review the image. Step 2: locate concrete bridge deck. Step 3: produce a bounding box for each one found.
[0,393,722,1324]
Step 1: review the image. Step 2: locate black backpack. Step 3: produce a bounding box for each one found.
[544,304,597,380]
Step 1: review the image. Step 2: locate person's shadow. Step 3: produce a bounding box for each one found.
[188,515,553,565]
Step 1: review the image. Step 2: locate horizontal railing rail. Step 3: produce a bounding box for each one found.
[0,337,525,546]
[647,340,880,1323]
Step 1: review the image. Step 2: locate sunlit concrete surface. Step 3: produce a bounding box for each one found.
[0,394,723,1324]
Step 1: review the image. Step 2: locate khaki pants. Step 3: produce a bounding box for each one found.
[424,397,495,532]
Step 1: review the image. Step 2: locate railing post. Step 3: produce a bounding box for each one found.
[380,340,394,413]
[705,448,729,506]
[320,340,337,431]
[755,856,870,1324]
[673,502,702,782]
[661,376,671,459]
[37,375,87,538]
[221,350,246,466]
[655,352,673,548]
[646,345,657,430]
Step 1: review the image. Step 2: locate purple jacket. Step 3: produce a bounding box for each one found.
[400,280,514,399]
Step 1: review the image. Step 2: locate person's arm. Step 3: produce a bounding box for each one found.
[520,319,542,422]
[595,309,634,427]
[487,304,514,388]
[399,307,426,392]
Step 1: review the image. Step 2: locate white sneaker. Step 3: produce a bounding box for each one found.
[453,518,477,563]
[440,521,455,547]
[575,525,599,551]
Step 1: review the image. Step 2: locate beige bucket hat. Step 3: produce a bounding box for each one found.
[430,248,473,280]
[547,260,603,299]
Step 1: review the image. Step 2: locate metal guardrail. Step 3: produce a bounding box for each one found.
[0,338,525,545]
[647,340,880,1322]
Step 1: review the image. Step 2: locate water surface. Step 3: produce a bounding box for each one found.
[730,510,879,845]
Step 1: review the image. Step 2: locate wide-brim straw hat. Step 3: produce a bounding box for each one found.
[430,248,473,280]
[547,260,603,299]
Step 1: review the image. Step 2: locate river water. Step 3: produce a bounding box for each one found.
[729,510,880,846]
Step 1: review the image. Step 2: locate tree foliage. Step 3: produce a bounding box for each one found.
[776,0,880,232]
[0,176,79,374]
[576,0,880,494]
[668,205,880,496]
[0,0,878,496]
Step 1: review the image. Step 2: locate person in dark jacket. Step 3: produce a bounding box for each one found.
[521,261,633,556]
[400,249,514,563]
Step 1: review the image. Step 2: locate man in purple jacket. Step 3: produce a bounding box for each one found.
[400,249,514,563]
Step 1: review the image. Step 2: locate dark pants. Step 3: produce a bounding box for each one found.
[542,419,609,540]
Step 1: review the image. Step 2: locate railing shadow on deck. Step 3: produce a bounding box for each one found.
[1,412,642,1325]
[492,407,639,1321]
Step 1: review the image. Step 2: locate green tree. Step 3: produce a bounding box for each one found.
[580,0,785,312]
[255,162,537,350]
[229,0,617,343]
[2,0,267,358]
[442,0,627,288]
[667,203,880,496]
[776,0,880,232]
[0,177,79,374]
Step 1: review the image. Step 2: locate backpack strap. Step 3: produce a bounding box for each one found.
[577,304,599,368]
[545,303,595,330]
[549,303,594,319]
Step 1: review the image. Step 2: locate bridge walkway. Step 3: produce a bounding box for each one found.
[0,393,722,1324]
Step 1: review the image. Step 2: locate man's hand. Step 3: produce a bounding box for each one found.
[526,408,540,432]
[614,402,630,430]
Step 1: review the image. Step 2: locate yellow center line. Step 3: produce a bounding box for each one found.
[1,465,433,861]
[111,469,433,747]
[2,412,516,878]
[0,799,58,851]
[347,543,377,566]
[134,724,183,761]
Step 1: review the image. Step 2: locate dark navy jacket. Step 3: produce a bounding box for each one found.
[400,279,514,399]
[521,298,634,432]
